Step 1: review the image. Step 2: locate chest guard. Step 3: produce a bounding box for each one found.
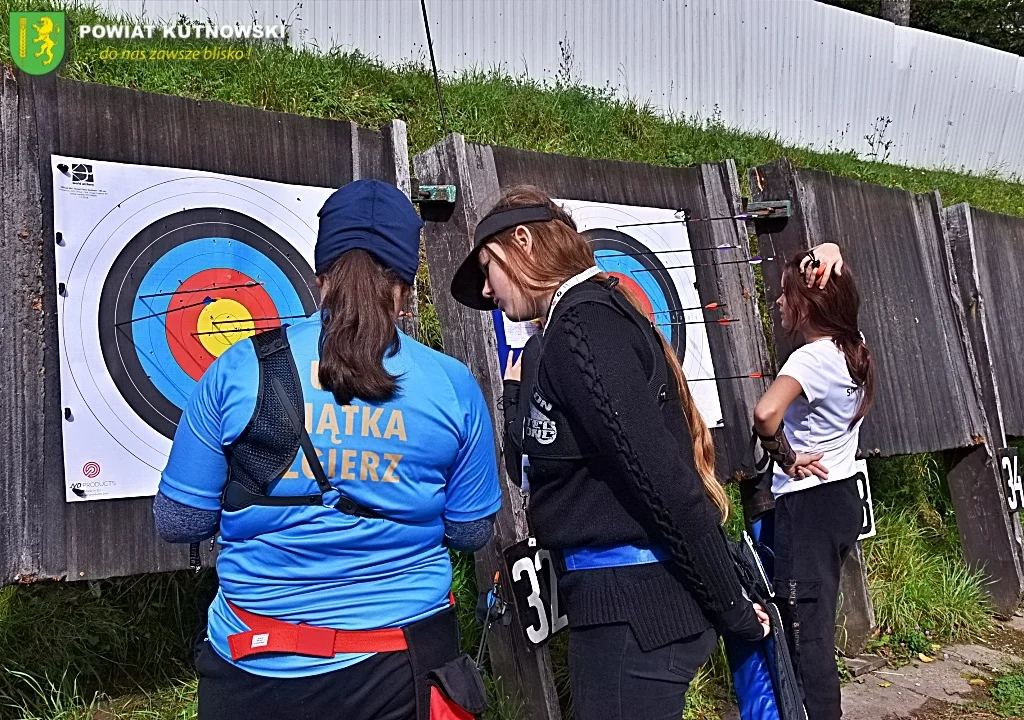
[521,278,670,463]
[223,327,304,508]
[221,327,383,518]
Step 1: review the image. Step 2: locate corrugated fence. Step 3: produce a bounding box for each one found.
[99,0,1024,179]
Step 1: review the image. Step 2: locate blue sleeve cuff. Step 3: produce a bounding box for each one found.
[444,514,495,552]
[152,491,220,543]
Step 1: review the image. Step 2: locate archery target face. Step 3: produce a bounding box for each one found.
[556,200,723,429]
[53,157,334,501]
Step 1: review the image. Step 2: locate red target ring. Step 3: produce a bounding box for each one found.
[608,272,655,319]
[165,269,281,380]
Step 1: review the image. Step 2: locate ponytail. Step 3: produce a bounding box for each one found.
[317,250,409,406]
[616,284,731,524]
[834,332,874,428]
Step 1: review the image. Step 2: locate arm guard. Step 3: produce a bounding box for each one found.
[756,422,797,470]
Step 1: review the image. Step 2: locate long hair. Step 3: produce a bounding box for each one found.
[482,185,730,522]
[781,253,874,427]
[317,249,409,405]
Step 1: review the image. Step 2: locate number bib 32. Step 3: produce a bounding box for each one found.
[502,538,569,646]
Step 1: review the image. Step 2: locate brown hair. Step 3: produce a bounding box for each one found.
[482,186,730,522]
[317,249,409,405]
[781,253,874,427]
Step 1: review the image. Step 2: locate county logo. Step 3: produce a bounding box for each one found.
[10,12,66,75]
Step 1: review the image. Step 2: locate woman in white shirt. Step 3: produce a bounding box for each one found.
[752,244,874,720]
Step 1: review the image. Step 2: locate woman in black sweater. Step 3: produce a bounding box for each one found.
[450,186,768,720]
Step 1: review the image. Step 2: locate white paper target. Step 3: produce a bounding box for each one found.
[53,156,335,501]
[556,199,723,428]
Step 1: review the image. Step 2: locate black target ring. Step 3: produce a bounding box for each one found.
[99,207,319,440]
[584,227,686,358]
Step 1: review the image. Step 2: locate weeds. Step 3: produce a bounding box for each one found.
[990,670,1024,718]
[864,508,992,660]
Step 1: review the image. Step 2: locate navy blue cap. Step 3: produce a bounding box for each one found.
[315,179,423,284]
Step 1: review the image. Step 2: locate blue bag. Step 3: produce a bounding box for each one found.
[725,531,807,720]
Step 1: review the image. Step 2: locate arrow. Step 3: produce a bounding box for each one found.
[649,302,724,316]
[632,256,768,273]
[660,317,737,327]
[603,244,740,257]
[689,372,766,382]
[139,281,264,299]
[211,315,307,327]
[115,298,211,327]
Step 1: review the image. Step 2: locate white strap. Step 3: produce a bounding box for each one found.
[544,266,601,330]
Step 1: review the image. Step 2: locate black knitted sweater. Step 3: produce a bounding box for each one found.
[503,282,761,650]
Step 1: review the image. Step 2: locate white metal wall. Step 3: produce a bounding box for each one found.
[100,0,1024,178]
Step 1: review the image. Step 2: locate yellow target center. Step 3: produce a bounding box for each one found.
[197,299,256,356]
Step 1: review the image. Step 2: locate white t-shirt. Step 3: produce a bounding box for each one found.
[772,338,864,496]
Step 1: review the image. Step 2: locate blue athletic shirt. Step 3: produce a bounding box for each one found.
[158,315,501,678]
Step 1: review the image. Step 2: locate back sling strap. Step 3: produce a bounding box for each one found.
[220,328,385,519]
[545,277,669,403]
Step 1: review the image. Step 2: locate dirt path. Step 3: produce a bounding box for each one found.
[840,618,1024,719]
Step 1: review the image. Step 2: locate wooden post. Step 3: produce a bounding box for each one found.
[836,544,875,656]
[414,134,561,720]
[381,119,420,340]
[939,200,1023,617]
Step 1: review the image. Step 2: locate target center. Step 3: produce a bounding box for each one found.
[197,299,256,357]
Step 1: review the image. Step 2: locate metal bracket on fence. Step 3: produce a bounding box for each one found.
[744,199,791,219]
[411,179,457,221]
[411,180,457,205]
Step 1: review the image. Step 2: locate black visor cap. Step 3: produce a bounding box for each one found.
[449,205,553,310]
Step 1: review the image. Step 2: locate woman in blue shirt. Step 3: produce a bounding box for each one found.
[153,180,501,720]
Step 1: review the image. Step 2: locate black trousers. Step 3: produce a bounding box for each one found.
[568,623,717,720]
[773,477,862,720]
[195,640,416,720]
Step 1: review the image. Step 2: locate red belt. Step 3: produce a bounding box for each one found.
[225,593,456,661]
[227,601,408,660]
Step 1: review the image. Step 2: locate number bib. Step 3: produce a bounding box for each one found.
[1000,447,1023,514]
[502,538,569,645]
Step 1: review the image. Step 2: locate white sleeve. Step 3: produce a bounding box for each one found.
[778,346,829,404]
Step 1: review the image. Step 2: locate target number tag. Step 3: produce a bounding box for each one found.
[503,538,568,646]
[999,448,1023,515]
[853,459,876,541]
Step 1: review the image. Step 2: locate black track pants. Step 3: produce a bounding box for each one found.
[773,477,862,720]
[195,640,416,720]
[568,623,718,720]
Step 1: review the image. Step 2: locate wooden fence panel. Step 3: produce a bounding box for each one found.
[970,208,1024,439]
[749,159,1024,615]
[414,135,561,720]
[491,147,773,477]
[749,159,985,457]
[0,70,409,583]
[416,137,778,717]
[940,203,1022,615]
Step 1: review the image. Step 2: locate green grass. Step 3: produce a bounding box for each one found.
[991,671,1024,718]
[864,506,992,659]
[0,572,214,719]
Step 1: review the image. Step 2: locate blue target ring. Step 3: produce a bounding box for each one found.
[100,208,319,439]
[584,228,685,357]
[132,237,309,410]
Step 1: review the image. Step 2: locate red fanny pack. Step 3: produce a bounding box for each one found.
[225,593,455,660]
